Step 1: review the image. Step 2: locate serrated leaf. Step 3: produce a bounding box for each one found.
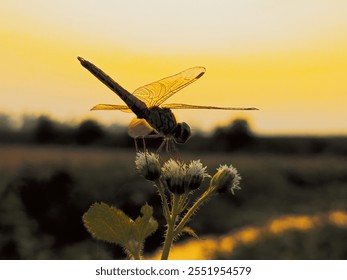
[133,204,158,243]
[82,202,133,246]
[181,226,199,239]
[83,202,159,259]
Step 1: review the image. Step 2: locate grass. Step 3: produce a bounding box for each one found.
[0,144,347,259]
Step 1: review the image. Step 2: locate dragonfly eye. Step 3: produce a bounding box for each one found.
[173,122,191,144]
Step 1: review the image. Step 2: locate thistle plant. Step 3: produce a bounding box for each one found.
[82,151,242,260]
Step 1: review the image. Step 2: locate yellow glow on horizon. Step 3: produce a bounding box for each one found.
[1,2,347,134]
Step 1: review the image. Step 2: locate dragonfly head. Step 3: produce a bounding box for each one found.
[172,122,191,144]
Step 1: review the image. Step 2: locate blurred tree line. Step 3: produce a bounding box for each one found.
[0,113,131,147]
[1,112,347,155]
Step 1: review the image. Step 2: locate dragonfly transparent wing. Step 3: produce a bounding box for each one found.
[128,117,154,138]
[162,103,259,110]
[91,104,132,113]
[132,67,206,108]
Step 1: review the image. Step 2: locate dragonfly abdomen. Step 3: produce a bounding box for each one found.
[78,57,149,119]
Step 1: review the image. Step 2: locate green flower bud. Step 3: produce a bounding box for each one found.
[210,164,241,194]
[135,152,161,181]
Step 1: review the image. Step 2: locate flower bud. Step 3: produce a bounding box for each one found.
[135,152,161,181]
[184,160,209,190]
[210,164,241,194]
[161,159,186,194]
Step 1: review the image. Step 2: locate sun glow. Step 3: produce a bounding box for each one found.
[1,1,347,134]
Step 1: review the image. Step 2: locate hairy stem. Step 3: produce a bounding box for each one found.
[174,189,214,238]
[155,179,170,223]
[161,194,180,260]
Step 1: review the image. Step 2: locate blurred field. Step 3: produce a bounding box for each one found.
[0,144,346,259]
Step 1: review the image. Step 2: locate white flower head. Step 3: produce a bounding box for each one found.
[161,159,186,194]
[135,152,161,181]
[161,159,209,194]
[210,164,241,194]
[184,160,210,190]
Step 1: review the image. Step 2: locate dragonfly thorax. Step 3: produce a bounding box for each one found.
[146,106,177,135]
[146,106,191,143]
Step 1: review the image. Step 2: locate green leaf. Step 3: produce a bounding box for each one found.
[82,202,132,246]
[83,202,158,259]
[133,204,158,243]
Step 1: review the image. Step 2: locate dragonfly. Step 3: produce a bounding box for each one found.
[78,57,258,149]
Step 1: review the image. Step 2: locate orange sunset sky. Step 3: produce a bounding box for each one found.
[1,1,347,135]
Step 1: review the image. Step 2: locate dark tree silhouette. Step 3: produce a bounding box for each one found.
[75,119,105,145]
[211,119,255,151]
[35,116,57,144]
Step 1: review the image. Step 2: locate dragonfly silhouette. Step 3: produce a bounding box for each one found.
[78,57,258,147]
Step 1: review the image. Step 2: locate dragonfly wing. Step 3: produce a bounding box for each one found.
[132,67,206,107]
[128,117,155,138]
[163,103,259,110]
[91,104,133,113]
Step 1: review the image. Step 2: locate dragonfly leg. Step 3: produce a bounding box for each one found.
[166,139,177,156]
[134,136,148,152]
[154,138,177,155]
[142,137,147,152]
[156,139,167,154]
[134,137,139,152]
[134,134,177,154]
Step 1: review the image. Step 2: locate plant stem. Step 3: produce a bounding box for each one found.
[173,189,213,238]
[126,248,141,260]
[155,179,170,222]
[161,194,180,260]
[131,251,141,260]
